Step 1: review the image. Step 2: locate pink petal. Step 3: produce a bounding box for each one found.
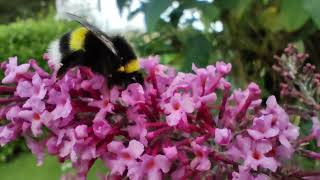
[31,120,42,137]
[256,141,272,154]
[147,169,161,180]
[16,64,30,74]
[166,111,181,126]
[155,155,171,173]
[107,141,124,153]
[196,158,211,171]
[127,140,144,159]
[247,129,264,140]
[181,95,194,113]
[279,135,291,148]
[110,160,126,175]
[16,81,33,97]
[163,146,178,159]
[18,110,34,121]
[264,128,280,138]
[261,156,278,172]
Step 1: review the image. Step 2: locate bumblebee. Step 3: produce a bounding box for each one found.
[47,13,143,86]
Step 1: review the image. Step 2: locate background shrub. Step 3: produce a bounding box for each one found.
[0,15,77,66]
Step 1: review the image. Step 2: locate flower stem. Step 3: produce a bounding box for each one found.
[0,85,16,92]
[0,97,25,104]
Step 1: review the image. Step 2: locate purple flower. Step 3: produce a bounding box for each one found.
[243,140,279,172]
[247,115,279,140]
[264,96,289,129]
[18,110,52,137]
[263,96,299,153]
[163,146,178,160]
[0,125,18,146]
[16,73,47,99]
[80,74,105,90]
[220,84,262,129]
[46,136,59,155]
[214,128,232,146]
[216,61,232,75]
[226,135,252,161]
[0,55,307,179]
[2,57,30,84]
[153,64,176,93]
[121,83,145,106]
[140,56,160,74]
[128,154,170,180]
[75,125,89,139]
[190,142,211,171]
[127,124,148,146]
[163,93,194,126]
[25,136,45,166]
[5,105,21,121]
[23,97,46,113]
[48,87,72,120]
[104,140,144,176]
[232,166,269,180]
[312,117,320,146]
[57,129,77,159]
[89,87,119,117]
[93,120,111,139]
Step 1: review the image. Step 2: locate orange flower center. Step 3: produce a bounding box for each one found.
[145,159,155,170]
[33,113,41,120]
[172,102,180,110]
[252,151,261,160]
[103,100,109,107]
[121,152,132,160]
[196,150,204,158]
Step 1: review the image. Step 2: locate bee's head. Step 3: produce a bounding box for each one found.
[111,36,137,64]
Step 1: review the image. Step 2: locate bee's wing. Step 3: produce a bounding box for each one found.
[65,13,118,55]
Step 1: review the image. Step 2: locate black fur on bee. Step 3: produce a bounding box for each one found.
[47,13,143,86]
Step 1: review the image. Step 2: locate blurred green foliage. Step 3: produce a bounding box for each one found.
[0,15,77,66]
[0,0,54,24]
[118,0,320,97]
[0,153,107,180]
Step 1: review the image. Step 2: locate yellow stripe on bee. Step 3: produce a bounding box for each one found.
[117,59,140,73]
[69,27,88,51]
[117,66,125,72]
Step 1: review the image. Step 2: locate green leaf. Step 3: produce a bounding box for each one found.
[215,0,252,19]
[233,0,252,19]
[144,0,172,31]
[181,32,212,70]
[279,0,309,32]
[304,0,320,29]
[259,6,282,32]
[215,0,238,10]
[199,5,220,22]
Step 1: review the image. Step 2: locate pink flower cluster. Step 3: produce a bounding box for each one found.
[0,56,319,179]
